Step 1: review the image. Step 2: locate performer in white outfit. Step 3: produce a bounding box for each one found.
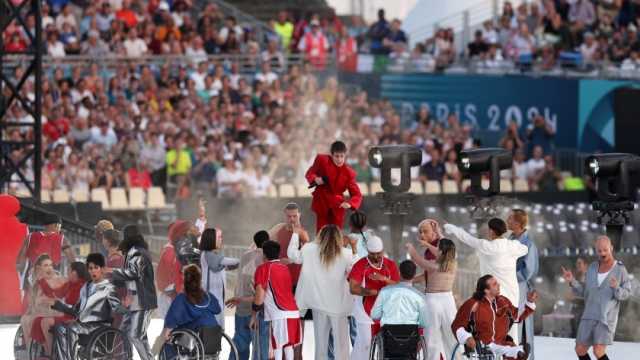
[287,224,354,360]
[444,218,528,341]
[407,238,460,360]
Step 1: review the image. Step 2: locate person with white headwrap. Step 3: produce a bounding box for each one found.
[347,235,400,360]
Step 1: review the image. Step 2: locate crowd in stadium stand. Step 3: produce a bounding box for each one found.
[465,0,640,71]
[3,0,597,200]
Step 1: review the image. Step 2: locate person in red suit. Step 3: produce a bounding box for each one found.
[0,194,28,317]
[305,141,363,232]
[451,274,538,360]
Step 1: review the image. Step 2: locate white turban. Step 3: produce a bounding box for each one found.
[366,235,384,253]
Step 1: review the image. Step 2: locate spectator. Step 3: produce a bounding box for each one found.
[274,11,294,50]
[216,153,246,198]
[336,27,358,71]
[46,31,66,57]
[526,145,546,183]
[420,148,445,183]
[115,0,138,29]
[526,115,555,156]
[509,23,536,59]
[368,9,390,55]
[140,133,167,189]
[261,40,286,71]
[468,30,489,58]
[123,27,148,57]
[89,121,118,150]
[580,32,598,63]
[382,19,408,54]
[482,20,499,44]
[255,62,278,86]
[298,19,329,69]
[246,166,272,197]
[55,5,76,31]
[531,156,563,191]
[95,2,115,35]
[219,16,243,53]
[127,161,153,189]
[569,0,596,31]
[443,149,462,187]
[166,137,192,184]
[499,120,524,153]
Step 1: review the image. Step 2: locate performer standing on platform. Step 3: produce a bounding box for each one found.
[305,141,362,232]
[507,209,539,357]
[561,236,632,360]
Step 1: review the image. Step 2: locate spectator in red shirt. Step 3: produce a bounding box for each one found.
[42,107,70,141]
[115,0,139,29]
[127,161,153,189]
[5,32,27,52]
[348,235,400,360]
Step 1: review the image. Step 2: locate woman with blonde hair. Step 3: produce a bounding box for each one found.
[287,224,354,360]
[407,237,460,360]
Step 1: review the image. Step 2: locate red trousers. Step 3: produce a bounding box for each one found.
[314,209,345,233]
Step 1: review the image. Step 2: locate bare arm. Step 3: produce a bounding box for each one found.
[349,278,377,297]
[406,243,438,272]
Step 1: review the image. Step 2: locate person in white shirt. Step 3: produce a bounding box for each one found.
[216,154,246,197]
[513,150,528,180]
[287,224,354,360]
[444,218,528,341]
[255,62,278,86]
[89,122,118,150]
[247,166,272,197]
[123,28,148,57]
[47,31,66,58]
[526,145,546,181]
[190,62,209,91]
[580,32,598,64]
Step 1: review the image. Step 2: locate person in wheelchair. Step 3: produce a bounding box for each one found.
[160,264,221,340]
[451,275,538,360]
[51,253,128,360]
[370,260,427,359]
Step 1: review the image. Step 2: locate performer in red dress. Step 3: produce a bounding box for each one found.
[252,241,302,360]
[0,194,28,317]
[305,141,363,232]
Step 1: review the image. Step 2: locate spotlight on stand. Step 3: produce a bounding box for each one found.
[458,148,513,221]
[368,145,422,261]
[459,148,512,197]
[585,153,640,251]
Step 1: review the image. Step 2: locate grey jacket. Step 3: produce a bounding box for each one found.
[570,260,632,332]
[75,279,127,323]
[112,246,158,311]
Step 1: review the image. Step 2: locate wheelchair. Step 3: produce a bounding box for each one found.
[369,324,427,360]
[13,325,46,360]
[71,324,132,360]
[158,325,239,360]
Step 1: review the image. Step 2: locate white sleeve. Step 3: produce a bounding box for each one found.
[444,224,486,252]
[287,233,303,264]
[455,327,473,345]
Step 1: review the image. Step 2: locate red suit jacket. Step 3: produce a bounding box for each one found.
[451,295,534,346]
[305,154,362,216]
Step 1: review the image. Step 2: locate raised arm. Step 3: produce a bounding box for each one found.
[443,224,485,251]
[612,266,632,301]
[111,252,141,282]
[406,243,438,272]
[346,174,363,209]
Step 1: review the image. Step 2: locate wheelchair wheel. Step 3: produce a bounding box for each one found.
[14,326,27,360]
[29,340,46,360]
[369,333,384,360]
[415,337,427,360]
[159,328,205,360]
[214,331,239,360]
[78,326,132,360]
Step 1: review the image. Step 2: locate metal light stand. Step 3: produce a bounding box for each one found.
[593,201,634,252]
[376,192,416,261]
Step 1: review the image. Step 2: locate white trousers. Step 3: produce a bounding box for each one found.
[313,310,350,360]
[424,292,460,360]
[517,281,534,358]
[156,293,172,319]
[351,322,372,360]
[273,346,294,360]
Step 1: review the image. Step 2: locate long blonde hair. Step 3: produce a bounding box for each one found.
[317,225,343,267]
[437,238,457,273]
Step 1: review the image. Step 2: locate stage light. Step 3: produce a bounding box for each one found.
[368,145,422,193]
[457,148,512,197]
[588,157,599,176]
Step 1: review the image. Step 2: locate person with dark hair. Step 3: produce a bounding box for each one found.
[199,227,239,328]
[370,259,427,328]
[156,220,200,317]
[287,225,354,359]
[305,141,362,231]
[251,240,302,360]
[451,275,538,360]
[346,211,370,260]
[406,238,458,360]
[160,264,221,346]
[348,235,400,360]
[109,225,157,360]
[445,219,527,341]
[51,253,128,360]
[226,231,270,360]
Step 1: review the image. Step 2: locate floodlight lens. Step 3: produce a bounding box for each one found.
[372,150,383,167]
[589,158,599,176]
[461,157,470,169]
